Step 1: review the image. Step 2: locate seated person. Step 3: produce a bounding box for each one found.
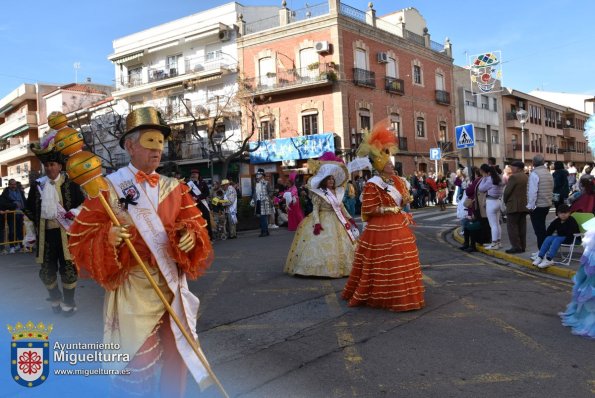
[532,204,580,268]
[569,175,595,213]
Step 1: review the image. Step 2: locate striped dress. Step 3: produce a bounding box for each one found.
[342,175,425,312]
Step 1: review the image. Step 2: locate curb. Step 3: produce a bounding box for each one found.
[452,228,576,280]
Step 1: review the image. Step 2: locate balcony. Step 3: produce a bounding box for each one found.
[353,68,375,88]
[385,77,404,95]
[435,90,451,105]
[563,126,583,139]
[505,112,526,129]
[113,53,238,97]
[438,141,453,153]
[563,149,586,163]
[242,65,334,96]
[0,142,33,165]
[0,112,37,139]
[398,136,408,151]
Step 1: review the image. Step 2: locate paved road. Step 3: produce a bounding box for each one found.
[1,209,593,398]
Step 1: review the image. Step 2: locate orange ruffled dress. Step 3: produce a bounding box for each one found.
[342,175,425,312]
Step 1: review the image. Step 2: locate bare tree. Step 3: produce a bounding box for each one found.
[155,76,267,179]
[69,103,126,171]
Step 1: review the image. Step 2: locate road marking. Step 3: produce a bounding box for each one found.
[253,287,324,293]
[487,316,545,352]
[213,322,314,331]
[323,281,363,397]
[414,225,459,229]
[453,371,554,385]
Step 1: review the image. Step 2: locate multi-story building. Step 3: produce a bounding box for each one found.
[108,2,278,180]
[0,83,60,189]
[529,90,595,115]
[453,65,503,166]
[502,88,591,167]
[237,0,455,178]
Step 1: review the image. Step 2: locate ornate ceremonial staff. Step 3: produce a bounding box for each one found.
[51,118,229,398]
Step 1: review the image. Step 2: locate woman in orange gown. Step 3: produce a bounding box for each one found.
[342,126,425,311]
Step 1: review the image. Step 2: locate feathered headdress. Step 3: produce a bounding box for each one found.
[356,123,398,171]
[30,129,66,165]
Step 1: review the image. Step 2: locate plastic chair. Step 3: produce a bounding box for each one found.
[556,212,594,266]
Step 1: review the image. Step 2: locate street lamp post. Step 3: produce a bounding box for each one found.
[516,109,528,164]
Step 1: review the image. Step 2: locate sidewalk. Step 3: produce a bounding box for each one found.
[451,210,581,280]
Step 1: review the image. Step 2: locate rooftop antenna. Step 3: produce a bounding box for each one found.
[73,62,81,84]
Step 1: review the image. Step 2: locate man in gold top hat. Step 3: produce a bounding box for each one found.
[26,134,85,315]
[68,106,214,397]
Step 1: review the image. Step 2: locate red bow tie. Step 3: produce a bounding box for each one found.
[135,171,159,187]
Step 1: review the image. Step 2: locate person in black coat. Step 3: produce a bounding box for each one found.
[25,143,85,315]
[552,161,570,211]
[0,178,27,252]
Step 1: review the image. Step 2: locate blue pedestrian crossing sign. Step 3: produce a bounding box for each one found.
[429,148,441,160]
[455,124,475,149]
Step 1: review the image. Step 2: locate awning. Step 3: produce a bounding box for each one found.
[0,125,29,140]
[0,103,14,115]
[111,51,144,64]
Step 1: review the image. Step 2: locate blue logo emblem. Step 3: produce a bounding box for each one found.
[8,321,52,388]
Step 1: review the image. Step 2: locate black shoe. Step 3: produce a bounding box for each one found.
[505,248,523,254]
[258,233,265,237]
[265,231,270,236]
[51,305,62,314]
[459,245,469,250]
[464,247,477,253]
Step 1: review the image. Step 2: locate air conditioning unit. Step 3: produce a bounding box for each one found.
[219,29,231,41]
[315,41,330,53]
[377,52,389,63]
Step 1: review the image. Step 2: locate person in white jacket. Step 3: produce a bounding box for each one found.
[222,179,238,239]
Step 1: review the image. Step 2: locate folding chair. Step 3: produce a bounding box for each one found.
[556,212,594,266]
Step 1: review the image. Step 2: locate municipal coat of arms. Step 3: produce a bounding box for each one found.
[8,321,52,387]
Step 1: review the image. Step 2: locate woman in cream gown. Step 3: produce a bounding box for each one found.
[284,155,357,277]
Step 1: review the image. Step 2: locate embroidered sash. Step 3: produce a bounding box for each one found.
[311,187,358,242]
[107,168,209,385]
[36,178,73,232]
[368,176,402,206]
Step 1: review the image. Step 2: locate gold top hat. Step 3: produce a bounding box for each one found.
[120,107,171,148]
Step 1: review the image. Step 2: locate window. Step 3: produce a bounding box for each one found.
[258,57,275,87]
[481,95,489,109]
[360,114,371,132]
[166,55,181,76]
[387,58,397,78]
[300,47,318,79]
[413,65,422,85]
[475,127,486,142]
[302,114,318,135]
[435,72,444,91]
[390,113,401,136]
[127,65,142,86]
[355,48,367,70]
[260,119,275,140]
[416,117,425,138]
[492,98,498,112]
[465,90,476,107]
[439,122,447,142]
[491,129,499,144]
[205,43,223,62]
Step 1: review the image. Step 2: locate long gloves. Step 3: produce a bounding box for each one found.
[108,225,131,246]
[313,223,323,235]
[178,229,196,253]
